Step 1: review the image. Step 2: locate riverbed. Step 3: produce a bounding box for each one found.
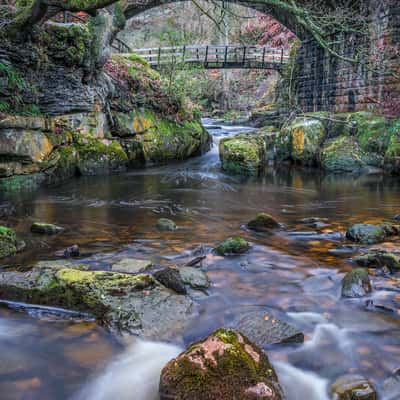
[1,119,400,399]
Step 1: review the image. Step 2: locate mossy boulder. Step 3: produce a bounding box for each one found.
[354,250,400,273]
[74,136,128,176]
[219,134,266,176]
[0,263,193,338]
[331,374,377,400]
[0,226,17,259]
[215,237,250,256]
[118,111,211,166]
[159,328,283,400]
[320,136,367,173]
[341,268,372,298]
[247,213,280,232]
[346,223,399,244]
[156,218,177,231]
[31,222,64,235]
[284,117,325,165]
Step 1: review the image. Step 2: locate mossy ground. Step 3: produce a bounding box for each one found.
[0,226,17,258]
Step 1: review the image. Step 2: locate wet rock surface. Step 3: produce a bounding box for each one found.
[235,311,304,346]
[156,218,177,231]
[179,267,210,289]
[31,222,64,235]
[346,223,399,244]
[341,269,373,298]
[110,258,152,274]
[354,250,400,273]
[0,261,194,339]
[159,328,283,400]
[154,267,187,295]
[331,374,377,400]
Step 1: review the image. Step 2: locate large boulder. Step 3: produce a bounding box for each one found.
[219,134,266,176]
[0,263,193,338]
[0,226,17,259]
[119,111,211,166]
[346,223,399,244]
[74,136,128,176]
[283,117,325,166]
[320,136,367,173]
[159,328,283,400]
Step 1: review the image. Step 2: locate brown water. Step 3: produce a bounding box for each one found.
[1,119,400,399]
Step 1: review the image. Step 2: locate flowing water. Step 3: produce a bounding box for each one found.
[1,119,400,399]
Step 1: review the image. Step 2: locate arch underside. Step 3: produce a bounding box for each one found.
[122,0,307,40]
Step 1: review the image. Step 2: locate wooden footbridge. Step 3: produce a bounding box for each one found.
[133,45,289,70]
[57,12,288,70]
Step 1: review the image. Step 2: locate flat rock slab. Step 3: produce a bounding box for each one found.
[110,258,152,274]
[0,263,194,340]
[179,267,210,289]
[235,311,304,346]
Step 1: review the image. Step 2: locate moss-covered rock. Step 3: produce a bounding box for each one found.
[219,134,266,176]
[320,136,367,173]
[354,250,400,273]
[215,237,250,256]
[74,136,128,175]
[346,223,399,244]
[0,226,17,259]
[159,328,283,400]
[384,120,400,174]
[341,268,372,298]
[283,117,325,165]
[118,111,211,166]
[0,263,193,338]
[156,218,177,231]
[247,213,280,232]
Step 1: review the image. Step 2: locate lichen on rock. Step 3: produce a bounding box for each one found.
[159,328,283,400]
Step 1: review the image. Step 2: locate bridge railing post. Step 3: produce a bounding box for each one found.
[242,46,247,67]
[205,46,209,68]
[224,46,228,67]
[280,48,284,64]
[262,47,266,68]
[182,45,186,64]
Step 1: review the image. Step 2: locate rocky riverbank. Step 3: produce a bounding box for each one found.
[220,111,400,176]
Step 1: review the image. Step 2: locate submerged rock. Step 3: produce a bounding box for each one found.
[215,237,250,256]
[341,268,372,298]
[0,226,17,259]
[354,250,400,273]
[346,223,399,244]
[219,134,266,176]
[111,258,152,274]
[0,264,193,338]
[179,267,210,289]
[156,218,177,231]
[31,222,64,235]
[247,213,280,232]
[154,267,187,295]
[57,244,80,258]
[331,374,377,400]
[159,328,283,400]
[235,311,304,346]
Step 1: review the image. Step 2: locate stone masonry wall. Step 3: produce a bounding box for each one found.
[295,0,400,117]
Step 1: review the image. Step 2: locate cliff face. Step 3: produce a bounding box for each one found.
[0,21,211,192]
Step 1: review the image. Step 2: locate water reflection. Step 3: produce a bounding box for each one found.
[0,119,399,399]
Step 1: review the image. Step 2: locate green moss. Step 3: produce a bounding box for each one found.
[247,213,280,232]
[219,134,266,176]
[73,136,128,175]
[0,226,17,259]
[215,237,250,256]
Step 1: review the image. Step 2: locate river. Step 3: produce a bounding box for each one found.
[0,119,399,399]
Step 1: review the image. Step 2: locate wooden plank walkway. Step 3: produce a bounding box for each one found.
[133,45,289,69]
[55,13,288,70]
